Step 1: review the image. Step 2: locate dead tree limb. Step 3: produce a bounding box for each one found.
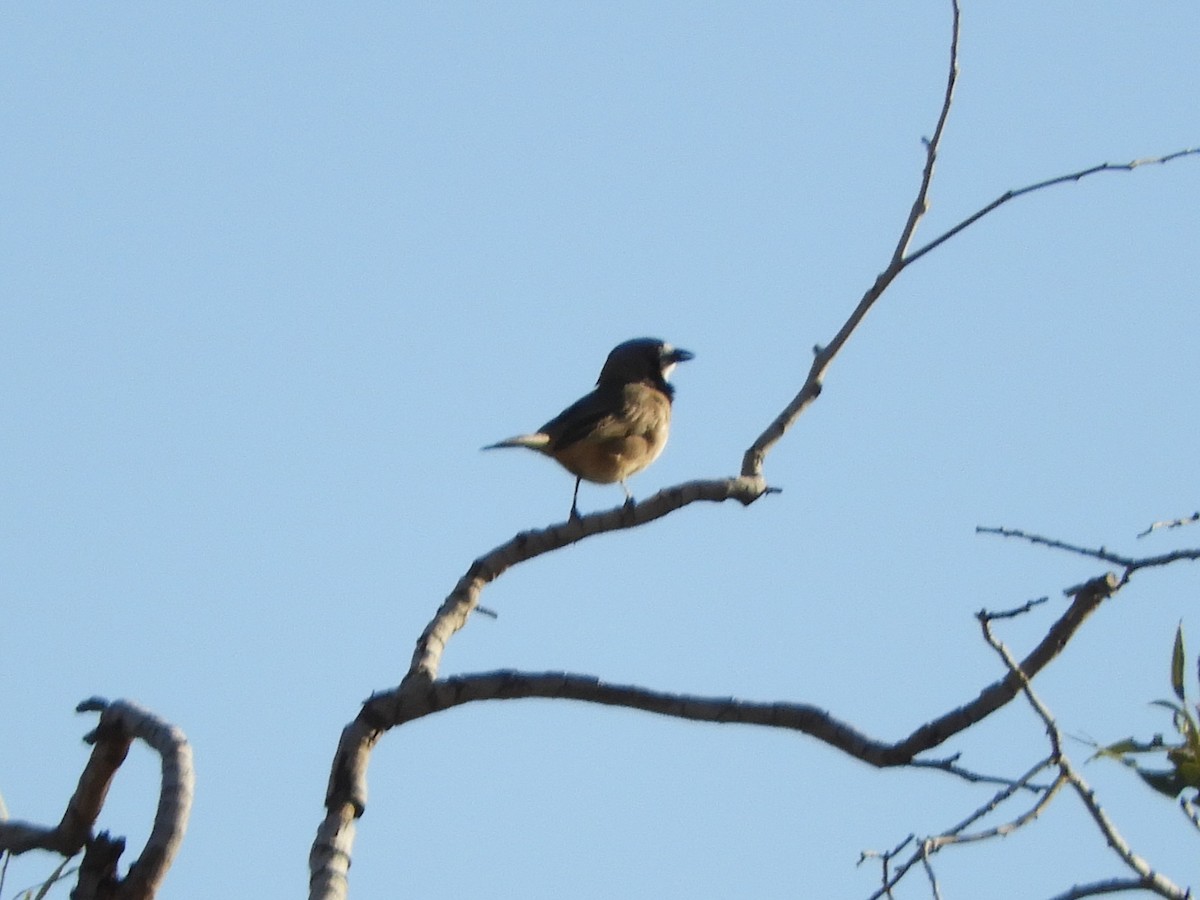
[0,699,193,900]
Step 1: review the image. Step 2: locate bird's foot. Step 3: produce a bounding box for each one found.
[620,495,637,523]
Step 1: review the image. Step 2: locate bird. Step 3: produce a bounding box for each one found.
[483,337,694,519]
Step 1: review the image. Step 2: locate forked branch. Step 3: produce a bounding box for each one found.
[0,699,193,900]
[860,600,1192,899]
[309,0,1200,895]
[979,617,1188,898]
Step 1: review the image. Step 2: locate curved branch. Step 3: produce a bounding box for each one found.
[0,711,131,858]
[408,476,767,683]
[308,568,1127,900]
[1045,879,1174,900]
[308,570,1112,900]
[0,699,193,900]
[320,569,1120,851]
[309,0,1197,893]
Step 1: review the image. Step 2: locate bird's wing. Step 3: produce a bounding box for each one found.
[544,384,668,451]
[540,388,625,451]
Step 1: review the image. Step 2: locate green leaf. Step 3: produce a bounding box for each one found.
[1151,699,1186,715]
[1149,698,1200,747]
[1172,622,1187,703]
[1183,709,1200,747]
[1092,735,1167,759]
[1167,749,1200,794]
[1137,766,1188,798]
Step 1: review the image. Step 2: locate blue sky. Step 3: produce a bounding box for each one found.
[2,3,1198,898]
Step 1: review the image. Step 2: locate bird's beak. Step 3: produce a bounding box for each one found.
[664,346,694,365]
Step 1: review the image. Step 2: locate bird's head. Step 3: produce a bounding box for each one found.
[597,338,694,394]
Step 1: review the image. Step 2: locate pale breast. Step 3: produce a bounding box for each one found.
[614,385,671,475]
[550,385,672,484]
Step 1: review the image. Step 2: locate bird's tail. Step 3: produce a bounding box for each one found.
[481,433,551,451]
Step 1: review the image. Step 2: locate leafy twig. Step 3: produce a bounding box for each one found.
[979,615,1188,898]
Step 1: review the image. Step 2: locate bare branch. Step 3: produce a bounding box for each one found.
[0,721,131,858]
[740,141,1198,485]
[978,526,1136,566]
[741,0,961,480]
[1138,512,1200,540]
[310,0,1198,893]
[981,596,1050,621]
[980,619,1188,899]
[977,526,1200,578]
[408,476,768,683]
[0,699,193,900]
[1179,796,1200,833]
[873,589,1199,899]
[350,575,1120,768]
[891,0,960,267]
[908,754,1051,792]
[1044,878,1170,900]
[858,833,913,900]
[924,765,1064,852]
[919,844,943,900]
[905,148,1200,266]
[311,565,1127,899]
[866,759,1064,900]
[74,833,124,900]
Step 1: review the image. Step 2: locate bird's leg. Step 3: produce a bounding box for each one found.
[569,477,582,520]
[621,480,635,509]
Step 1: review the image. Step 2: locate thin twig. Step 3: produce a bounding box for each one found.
[926,756,1060,847]
[867,781,1053,899]
[891,0,960,267]
[979,618,1188,899]
[977,526,1134,566]
[741,0,961,479]
[858,833,913,900]
[978,525,1200,577]
[1138,512,1200,540]
[981,596,1050,621]
[1043,878,1170,900]
[919,842,943,900]
[866,757,1063,897]
[909,755,1051,792]
[905,148,1200,265]
[1179,796,1200,833]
